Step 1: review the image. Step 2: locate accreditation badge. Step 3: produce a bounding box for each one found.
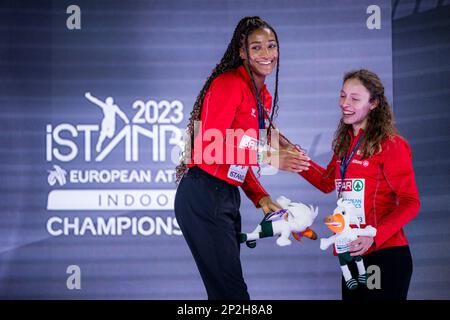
[227,165,248,183]
[335,178,366,224]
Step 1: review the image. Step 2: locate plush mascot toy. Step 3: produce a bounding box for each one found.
[240,196,318,248]
[320,198,377,290]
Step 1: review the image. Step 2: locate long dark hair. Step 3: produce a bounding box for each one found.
[333,69,398,158]
[175,16,280,183]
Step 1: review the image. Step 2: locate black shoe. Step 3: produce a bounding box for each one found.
[246,240,257,249]
[346,278,358,290]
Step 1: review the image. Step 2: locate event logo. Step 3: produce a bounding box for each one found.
[46,93,184,163]
[48,165,67,186]
[45,92,185,236]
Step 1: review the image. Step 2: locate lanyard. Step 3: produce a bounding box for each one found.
[338,134,364,197]
[248,68,266,131]
[256,95,267,152]
[257,95,266,130]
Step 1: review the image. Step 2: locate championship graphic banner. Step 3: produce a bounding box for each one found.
[44,94,183,236]
[14,0,450,300]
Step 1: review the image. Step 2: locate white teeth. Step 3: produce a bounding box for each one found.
[343,111,354,115]
[326,222,341,227]
[258,61,271,65]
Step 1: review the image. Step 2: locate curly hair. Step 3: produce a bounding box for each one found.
[333,69,398,159]
[175,16,280,183]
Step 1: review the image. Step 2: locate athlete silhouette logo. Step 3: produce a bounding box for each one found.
[47,165,67,186]
[85,92,130,152]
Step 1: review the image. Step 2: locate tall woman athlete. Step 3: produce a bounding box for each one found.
[174,16,309,300]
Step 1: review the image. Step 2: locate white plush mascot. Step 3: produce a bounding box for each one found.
[240,196,318,248]
[320,198,377,290]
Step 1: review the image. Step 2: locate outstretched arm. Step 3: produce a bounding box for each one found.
[85,92,105,108]
[265,145,311,173]
[320,235,336,251]
[115,107,130,124]
[299,155,337,193]
[263,132,311,173]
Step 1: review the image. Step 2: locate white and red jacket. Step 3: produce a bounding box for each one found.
[187,65,271,207]
[300,129,420,254]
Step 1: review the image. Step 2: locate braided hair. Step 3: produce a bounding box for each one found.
[175,16,280,183]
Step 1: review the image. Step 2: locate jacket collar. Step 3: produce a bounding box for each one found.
[349,127,364,141]
[236,64,268,96]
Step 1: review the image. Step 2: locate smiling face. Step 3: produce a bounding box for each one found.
[240,27,278,85]
[339,79,377,134]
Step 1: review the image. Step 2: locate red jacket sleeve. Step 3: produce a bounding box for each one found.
[192,75,258,166]
[299,155,337,193]
[241,167,269,208]
[373,137,420,248]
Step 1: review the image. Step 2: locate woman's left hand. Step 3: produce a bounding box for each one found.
[348,236,374,256]
[258,196,282,215]
[266,146,311,173]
